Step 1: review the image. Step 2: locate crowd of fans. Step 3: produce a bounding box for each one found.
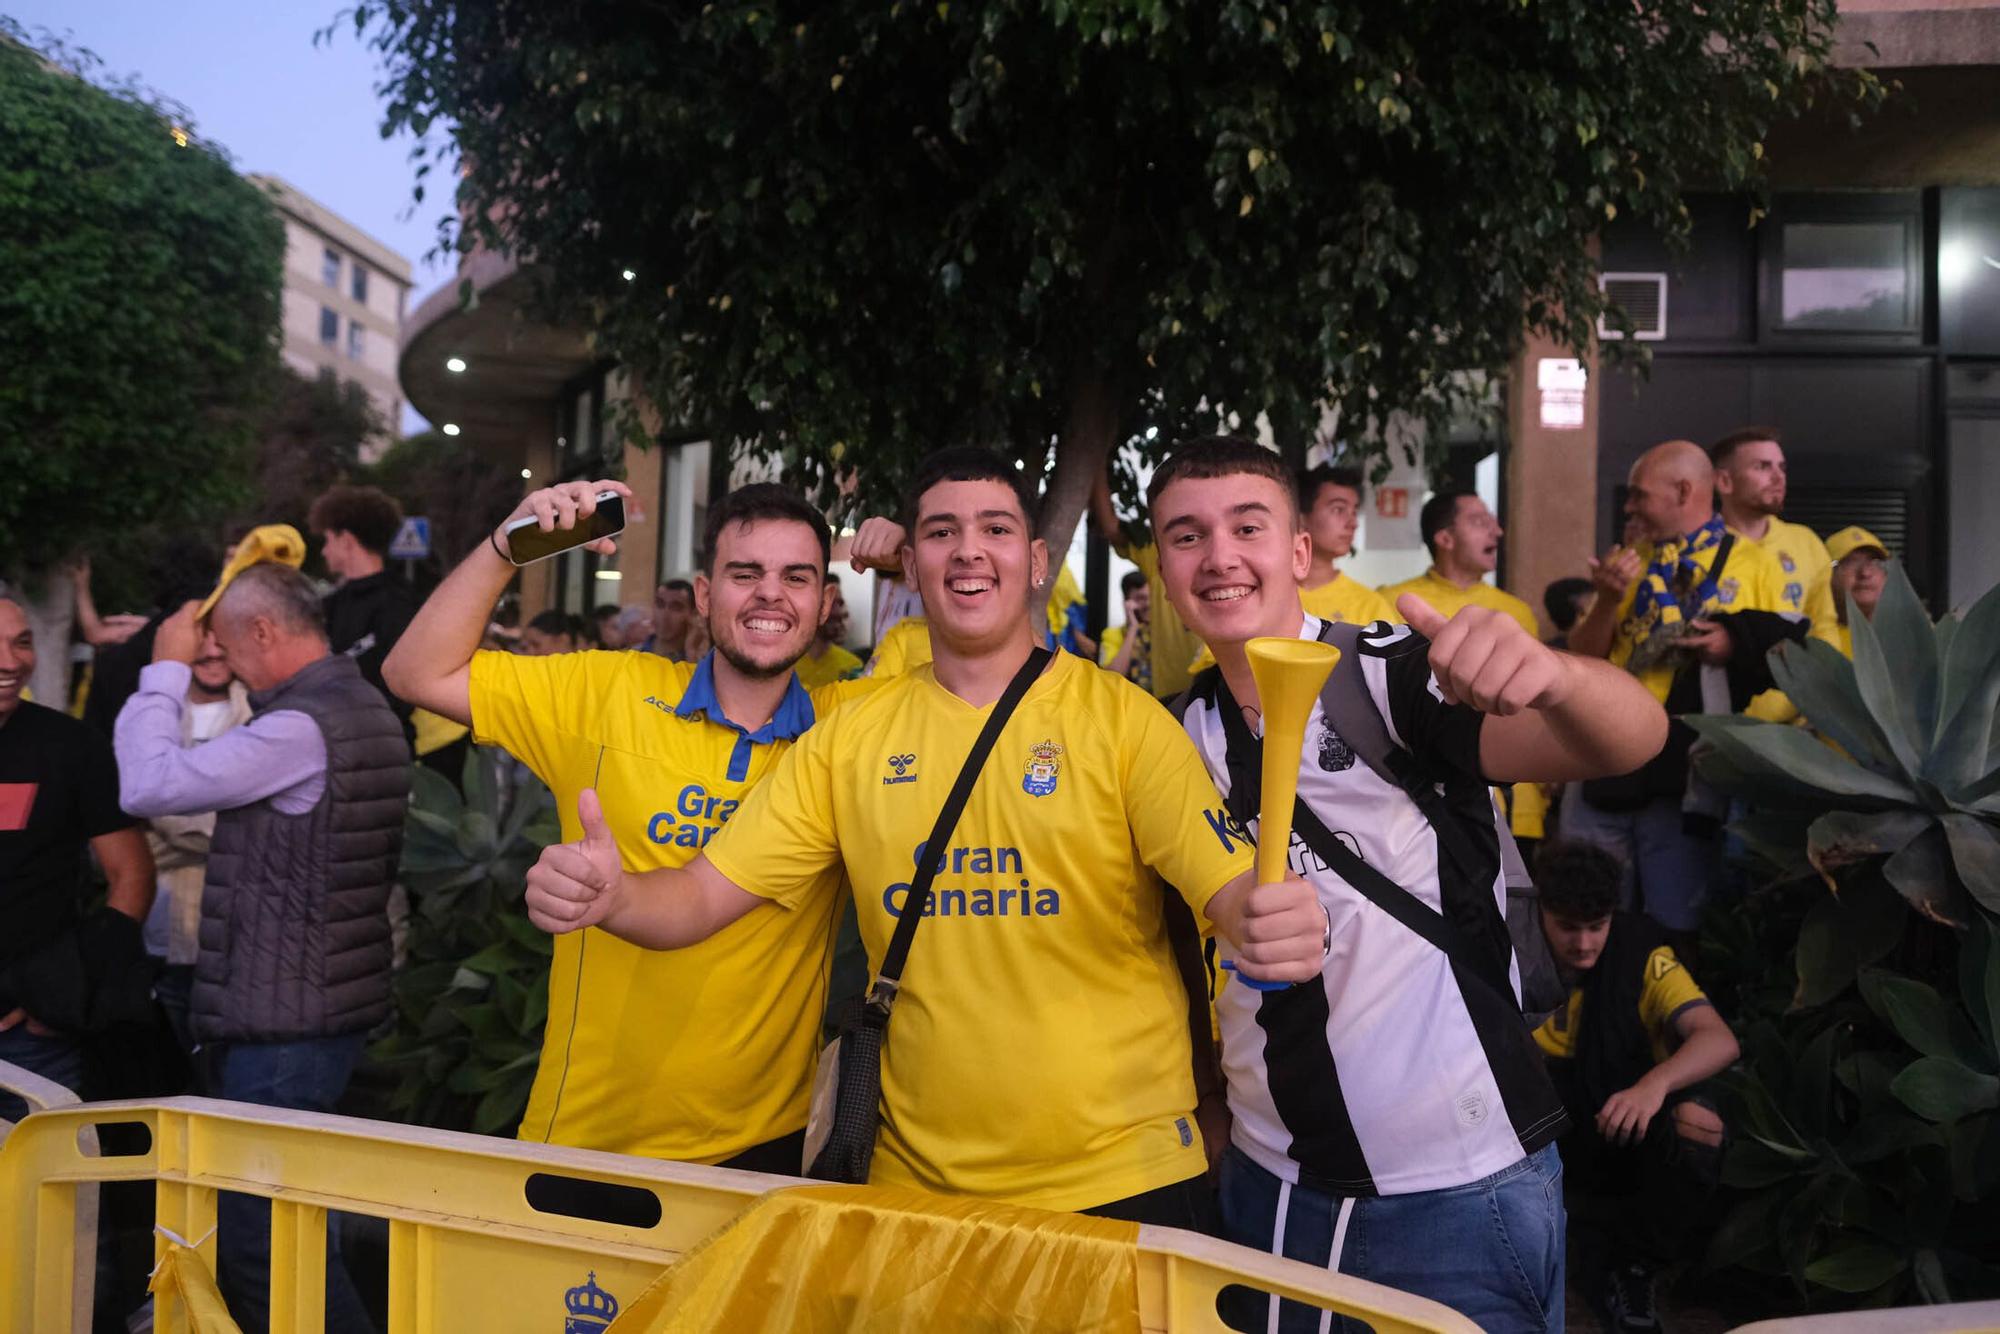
[0,425,1901,1333]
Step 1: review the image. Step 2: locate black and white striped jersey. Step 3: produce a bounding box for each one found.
[1181,616,1567,1196]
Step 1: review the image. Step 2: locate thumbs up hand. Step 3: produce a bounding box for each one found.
[1395,594,1575,717]
[525,789,626,934]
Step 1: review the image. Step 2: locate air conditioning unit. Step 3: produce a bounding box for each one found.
[1598,272,1668,341]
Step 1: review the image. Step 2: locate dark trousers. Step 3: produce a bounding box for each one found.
[211,1033,375,1334]
[1552,1071,1725,1268]
[1083,1172,1221,1234]
[0,1023,87,1122]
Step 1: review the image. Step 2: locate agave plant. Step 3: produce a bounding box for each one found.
[1687,561,2000,925]
[372,749,560,1134]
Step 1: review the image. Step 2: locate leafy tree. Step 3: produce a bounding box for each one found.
[248,365,384,558]
[364,428,523,578]
[0,23,283,577]
[349,0,1876,568]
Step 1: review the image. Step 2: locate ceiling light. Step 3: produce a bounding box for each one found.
[520,468,532,479]
[446,356,467,373]
[442,423,461,437]
[621,269,636,282]
[594,570,623,580]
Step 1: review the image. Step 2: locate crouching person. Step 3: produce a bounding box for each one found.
[1533,840,1739,1333]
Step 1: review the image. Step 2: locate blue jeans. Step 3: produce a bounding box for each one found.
[0,1023,87,1122]
[1219,1143,1566,1333]
[1559,786,1719,933]
[212,1034,375,1334]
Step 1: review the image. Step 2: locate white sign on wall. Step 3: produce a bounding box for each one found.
[1537,358,1588,430]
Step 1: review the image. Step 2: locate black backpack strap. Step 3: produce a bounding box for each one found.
[1312,618,1491,881]
[868,647,1050,1014]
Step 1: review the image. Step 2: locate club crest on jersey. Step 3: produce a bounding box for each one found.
[883,752,918,786]
[1022,739,1063,797]
[1315,719,1356,773]
[1780,552,1797,573]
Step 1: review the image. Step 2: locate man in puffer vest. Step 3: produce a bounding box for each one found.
[116,562,409,1334]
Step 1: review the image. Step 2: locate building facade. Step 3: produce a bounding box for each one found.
[254,174,411,449]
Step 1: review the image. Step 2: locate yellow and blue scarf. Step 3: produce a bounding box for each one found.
[1631,514,1729,634]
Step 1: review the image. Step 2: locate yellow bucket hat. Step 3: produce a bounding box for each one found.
[195,524,308,620]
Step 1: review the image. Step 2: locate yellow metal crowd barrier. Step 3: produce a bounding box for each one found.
[0,1096,1481,1334]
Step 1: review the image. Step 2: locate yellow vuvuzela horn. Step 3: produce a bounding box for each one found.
[1245,636,1342,885]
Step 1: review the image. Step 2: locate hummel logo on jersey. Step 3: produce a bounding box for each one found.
[883,752,918,786]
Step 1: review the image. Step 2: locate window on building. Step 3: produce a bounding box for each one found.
[1777,223,1911,331]
[351,265,369,304]
[319,306,338,346]
[347,321,364,360]
[322,248,340,287]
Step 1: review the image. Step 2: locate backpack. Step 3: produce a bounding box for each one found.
[1170,618,1567,1021]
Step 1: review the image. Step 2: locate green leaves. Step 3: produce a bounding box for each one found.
[1889,1059,2000,1124]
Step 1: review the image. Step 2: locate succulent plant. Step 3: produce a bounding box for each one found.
[1687,561,2000,924]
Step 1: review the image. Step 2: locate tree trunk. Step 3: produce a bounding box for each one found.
[1036,365,1123,637]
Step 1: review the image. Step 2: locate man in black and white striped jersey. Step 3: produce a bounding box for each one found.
[1146,437,1668,1333]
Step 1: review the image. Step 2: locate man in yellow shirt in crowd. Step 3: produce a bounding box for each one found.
[384,480,870,1172]
[1531,840,1738,1332]
[1098,570,1153,691]
[793,580,863,688]
[1091,465,1207,697]
[523,447,1327,1225]
[1378,491,1541,637]
[1824,526,1890,658]
[1711,427,1839,638]
[1377,490,1548,844]
[1566,440,1795,945]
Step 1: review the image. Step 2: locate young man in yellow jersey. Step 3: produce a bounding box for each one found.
[1566,440,1798,944]
[1146,437,1666,1332]
[1378,492,1541,637]
[793,580,863,687]
[384,480,868,1172]
[1531,841,1737,1333]
[1297,465,1399,627]
[1091,464,1208,697]
[524,448,1327,1225]
[1711,427,1839,638]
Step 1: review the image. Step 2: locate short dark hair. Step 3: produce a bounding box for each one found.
[1534,840,1623,922]
[657,578,695,600]
[1297,464,1365,513]
[526,609,582,639]
[1419,491,1475,559]
[1144,435,1296,518]
[1119,569,1147,596]
[696,483,832,575]
[1709,427,1782,468]
[901,447,1040,535]
[307,485,403,555]
[1542,576,1593,633]
[593,604,621,623]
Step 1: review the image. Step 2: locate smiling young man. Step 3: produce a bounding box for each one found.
[521,447,1327,1224]
[384,481,868,1172]
[1146,438,1667,1332]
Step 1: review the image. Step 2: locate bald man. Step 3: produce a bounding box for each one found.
[1564,441,1793,944]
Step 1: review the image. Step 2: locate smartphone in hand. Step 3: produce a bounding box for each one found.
[502,492,627,566]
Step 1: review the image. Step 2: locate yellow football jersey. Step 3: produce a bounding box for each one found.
[470,649,871,1164]
[866,615,932,678]
[1120,543,1206,698]
[794,641,863,689]
[1534,945,1709,1065]
[1377,568,1540,638]
[706,650,1251,1211]
[1605,540,1790,705]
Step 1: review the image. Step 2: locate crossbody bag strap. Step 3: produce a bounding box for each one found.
[867,646,1051,1015]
